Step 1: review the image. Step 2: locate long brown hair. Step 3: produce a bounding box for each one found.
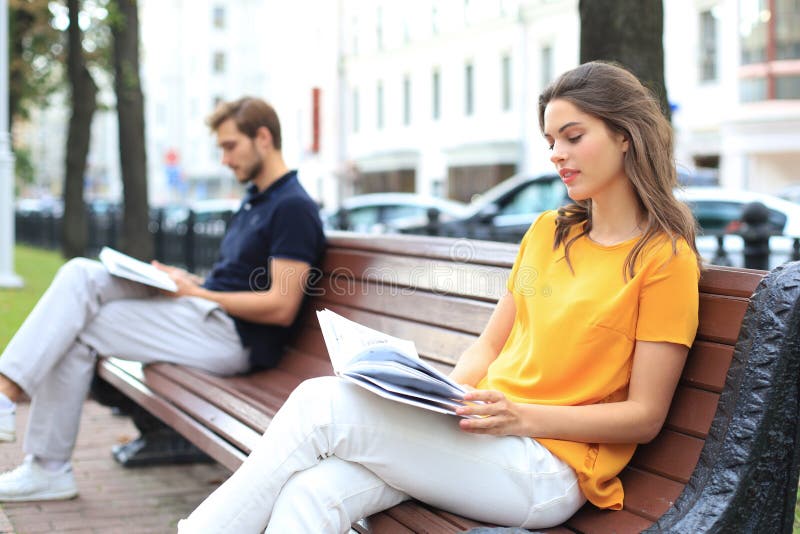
[538,61,701,280]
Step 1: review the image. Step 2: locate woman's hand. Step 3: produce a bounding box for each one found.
[456,389,528,437]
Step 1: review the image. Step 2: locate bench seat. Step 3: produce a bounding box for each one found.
[97,232,800,533]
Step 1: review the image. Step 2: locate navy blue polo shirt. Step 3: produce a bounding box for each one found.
[203,170,325,370]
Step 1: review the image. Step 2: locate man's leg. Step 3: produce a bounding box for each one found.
[24,295,249,463]
[0,257,154,404]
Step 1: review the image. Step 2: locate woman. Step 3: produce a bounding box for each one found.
[179,61,701,533]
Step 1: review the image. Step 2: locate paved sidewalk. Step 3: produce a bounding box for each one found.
[0,399,230,533]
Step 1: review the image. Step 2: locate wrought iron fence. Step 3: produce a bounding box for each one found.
[15,207,230,275]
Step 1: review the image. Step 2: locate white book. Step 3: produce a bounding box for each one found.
[98,246,178,292]
[316,309,481,417]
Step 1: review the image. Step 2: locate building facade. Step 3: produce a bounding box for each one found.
[19,0,800,209]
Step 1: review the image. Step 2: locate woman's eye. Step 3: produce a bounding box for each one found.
[547,143,554,151]
[568,135,583,144]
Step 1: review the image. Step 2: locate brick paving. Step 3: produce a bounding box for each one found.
[0,399,231,533]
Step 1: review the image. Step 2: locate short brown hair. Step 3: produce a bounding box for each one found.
[206,97,282,150]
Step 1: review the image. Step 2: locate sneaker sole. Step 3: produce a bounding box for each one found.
[0,488,78,502]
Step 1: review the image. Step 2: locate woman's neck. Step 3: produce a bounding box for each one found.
[588,187,645,246]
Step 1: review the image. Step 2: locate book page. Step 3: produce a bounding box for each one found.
[99,247,178,292]
[317,309,418,372]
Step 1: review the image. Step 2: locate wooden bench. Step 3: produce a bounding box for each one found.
[96,232,800,533]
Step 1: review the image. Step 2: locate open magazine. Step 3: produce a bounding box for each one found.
[317,309,480,417]
[98,246,178,292]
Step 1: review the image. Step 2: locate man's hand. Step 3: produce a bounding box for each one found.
[151,260,204,297]
[455,389,527,437]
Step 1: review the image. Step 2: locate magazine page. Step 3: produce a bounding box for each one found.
[348,346,466,397]
[316,309,418,372]
[99,247,178,292]
[337,374,466,417]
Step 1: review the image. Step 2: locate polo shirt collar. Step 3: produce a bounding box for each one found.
[245,170,297,204]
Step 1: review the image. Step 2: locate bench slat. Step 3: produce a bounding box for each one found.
[149,364,273,432]
[631,429,705,484]
[327,232,518,267]
[665,385,720,439]
[97,359,247,471]
[698,265,765,298]
[142,367,262,453]
[320,303,477,367]
[566,506,654,534]
[384,502,482,533]
[618,467,684,520]
[323,249,509,302]
[696,293,749,344]
[318,276,496,335]
[681,341,734,393]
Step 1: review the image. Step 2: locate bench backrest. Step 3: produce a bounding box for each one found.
[305,233,764,531]
[136,233,766,531]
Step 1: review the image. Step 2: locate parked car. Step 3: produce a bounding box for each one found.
[326,193,469,233]
[401,173,568,243]
[675,187,800,268]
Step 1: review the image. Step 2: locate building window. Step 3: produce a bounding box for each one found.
[465,62,474,116]
[376,6,383,51]
[501,53,512,111]
[540,45,553,88]
[377,81,384,129]
[212,6,225,29]
[352,17,359,55]
[432,68,441,120]
[403,76,411,125]
[352,88,360,133]
[699,9,718,82]
[212,51,225,74]
[739,0,800,101]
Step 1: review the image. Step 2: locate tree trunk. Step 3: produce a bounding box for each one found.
[63,0,97,258]
[111,0,151,259]
[579,0,670,120]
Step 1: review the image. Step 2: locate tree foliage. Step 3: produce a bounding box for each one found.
[8,0,63,124]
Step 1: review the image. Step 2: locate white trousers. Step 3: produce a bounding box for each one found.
[0,258,250,461]
[180,376,586,534]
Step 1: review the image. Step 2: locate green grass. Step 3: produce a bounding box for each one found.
[0,245,65,351]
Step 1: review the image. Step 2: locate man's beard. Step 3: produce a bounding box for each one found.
[241,152,264,184]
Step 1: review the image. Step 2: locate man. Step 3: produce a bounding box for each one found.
[0,97,325,501]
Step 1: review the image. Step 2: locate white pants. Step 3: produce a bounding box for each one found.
[180,376,585,534]
[0,258,250,461]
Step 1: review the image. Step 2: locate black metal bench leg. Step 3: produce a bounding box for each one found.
[89,373,214,467]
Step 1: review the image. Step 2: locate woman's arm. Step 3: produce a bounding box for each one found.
[449,292,516,387]
[457,339,688,444]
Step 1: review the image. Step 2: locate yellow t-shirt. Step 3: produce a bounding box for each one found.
[477,210,700,510]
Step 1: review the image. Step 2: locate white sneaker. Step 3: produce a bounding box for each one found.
[0,457,78,501]
[0,406,15,442]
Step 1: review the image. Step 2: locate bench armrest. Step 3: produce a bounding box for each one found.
[649,261,800,533]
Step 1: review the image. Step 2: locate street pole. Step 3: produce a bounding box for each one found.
[0,0,24,288]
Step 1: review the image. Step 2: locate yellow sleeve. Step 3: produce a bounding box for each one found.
[635,241,700,347]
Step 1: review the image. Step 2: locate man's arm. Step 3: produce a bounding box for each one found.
[161,257,312,327]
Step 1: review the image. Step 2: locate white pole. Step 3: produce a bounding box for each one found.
[0,0,24,288]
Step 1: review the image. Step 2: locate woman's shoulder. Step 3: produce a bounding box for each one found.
[641,234,700,275]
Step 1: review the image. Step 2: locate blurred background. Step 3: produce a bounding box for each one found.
[5,0,800,273]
